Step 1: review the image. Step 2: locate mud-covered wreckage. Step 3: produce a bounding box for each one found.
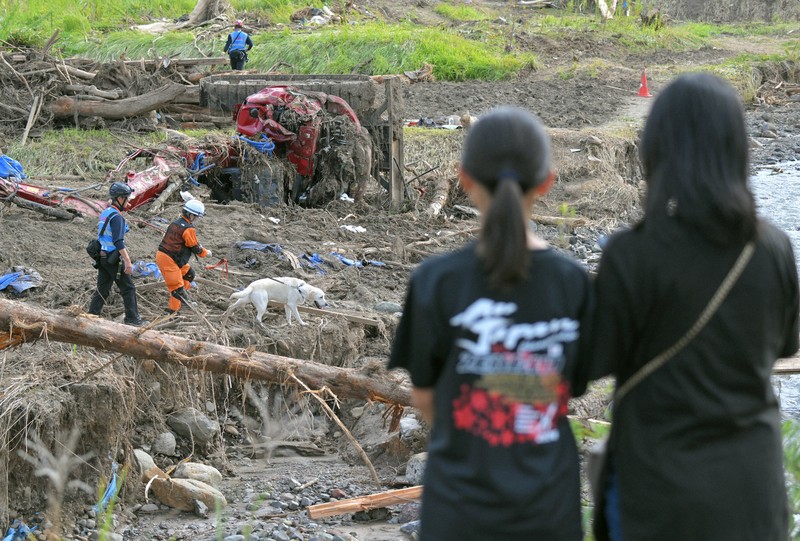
[0,75,405,217]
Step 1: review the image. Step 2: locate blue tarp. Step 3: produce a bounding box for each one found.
[330,252,386,268]
[94,462,119,513]
[235,241,283,254]
[0,267,42,293]
[0,155,26,180]
[131,260,162,280]
[235,242,385,274]
[2,521,35,541]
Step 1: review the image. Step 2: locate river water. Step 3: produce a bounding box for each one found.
[752,160,800,420]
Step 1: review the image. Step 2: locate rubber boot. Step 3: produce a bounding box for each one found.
[171,287,194,307]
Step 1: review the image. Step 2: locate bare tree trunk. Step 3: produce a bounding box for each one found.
[189,0,229,25]
[48,84,186,119]
[597,0,619,18]
[0,298,412,406]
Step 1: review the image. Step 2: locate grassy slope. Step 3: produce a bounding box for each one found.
[1,0,796,82]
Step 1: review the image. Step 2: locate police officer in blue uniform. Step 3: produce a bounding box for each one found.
[88,182,146,326]
[224,20,253,70]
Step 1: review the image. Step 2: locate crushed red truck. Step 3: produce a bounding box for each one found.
[0,74,404,217]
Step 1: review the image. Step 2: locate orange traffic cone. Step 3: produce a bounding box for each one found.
[638,67,653,98]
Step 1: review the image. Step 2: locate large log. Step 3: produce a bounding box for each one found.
[0,298,412,406]
[48,84,187,119]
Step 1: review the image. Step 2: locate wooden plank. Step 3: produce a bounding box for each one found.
[268,301,381,327]
[122,57,228,66]
[307,486,422,519]
[775,357,800,375]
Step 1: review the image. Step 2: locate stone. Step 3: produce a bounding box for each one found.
[374,301,402,313]
[166,407,219,446]
[152,432,176,456]
[405,452,427,485]
[173,462,223,489]
[132,449,156,480]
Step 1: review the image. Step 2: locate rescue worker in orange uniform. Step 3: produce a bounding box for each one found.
[155,199,211,312]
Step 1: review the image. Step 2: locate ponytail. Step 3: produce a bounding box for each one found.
[479,178,529,289]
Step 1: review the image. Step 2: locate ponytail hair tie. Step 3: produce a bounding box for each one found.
[497,168,519,183]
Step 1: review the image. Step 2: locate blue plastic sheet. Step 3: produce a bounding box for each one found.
[330,252,386,268]
[0,155,26,180]
[94,462,119,513]
[0,267,42,293]
[235,241,283,254]
[2,521,35,541]
[300,253,328,274]
[131,260,163,280]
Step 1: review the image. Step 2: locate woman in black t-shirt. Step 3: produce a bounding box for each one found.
[591,73,799,541]
[388,107,593,541]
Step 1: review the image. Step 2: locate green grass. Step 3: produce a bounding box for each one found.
[250,23,535,81]
[6,129,168,176]
[0,0,329,44]
[434,1,491,22]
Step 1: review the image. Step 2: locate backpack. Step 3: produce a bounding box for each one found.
[86,212,113,261]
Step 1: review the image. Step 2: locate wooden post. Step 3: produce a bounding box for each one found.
[386,78,404,210]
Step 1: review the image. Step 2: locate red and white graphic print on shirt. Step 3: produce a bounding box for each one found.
[449,298,577,446]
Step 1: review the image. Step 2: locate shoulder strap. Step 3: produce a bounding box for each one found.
[615,241,756,403]
[98,207,120,237]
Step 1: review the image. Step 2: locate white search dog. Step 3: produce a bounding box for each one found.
[225,276,328,327]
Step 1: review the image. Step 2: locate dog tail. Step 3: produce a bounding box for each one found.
[229,285,252,300]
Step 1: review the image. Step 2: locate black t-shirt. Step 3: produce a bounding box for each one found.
[388,243,593,541]
[591,219,799,541]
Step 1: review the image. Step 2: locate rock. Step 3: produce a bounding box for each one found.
[194,499,209,518]
[405,452,427,485]
[374,301,402,313]
[166,407,219,446]
[133,449,156,479]
[173,462,223,489]
[137,503,159,514]
[143,465,227,512]
[152,432,176,456]
[399,416,422,440]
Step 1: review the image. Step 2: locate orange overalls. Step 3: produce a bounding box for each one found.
[156,217,208,312]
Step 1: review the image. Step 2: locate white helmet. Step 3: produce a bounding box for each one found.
[183,199,205,217]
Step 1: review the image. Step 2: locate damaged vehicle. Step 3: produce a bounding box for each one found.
[0,75,404,218]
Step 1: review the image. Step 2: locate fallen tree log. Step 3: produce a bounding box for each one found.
[48,84,187,119]
[0,298,412,406]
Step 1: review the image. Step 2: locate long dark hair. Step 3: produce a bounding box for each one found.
[461,107,552,289]
[640,73,756,245]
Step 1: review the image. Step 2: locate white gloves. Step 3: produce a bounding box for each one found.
[205,249,212,258]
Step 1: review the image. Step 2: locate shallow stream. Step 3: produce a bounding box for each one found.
[752,159,800,420]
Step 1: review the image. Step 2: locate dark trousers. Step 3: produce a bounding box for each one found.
[229,50,246,70]
[88,256,140,323]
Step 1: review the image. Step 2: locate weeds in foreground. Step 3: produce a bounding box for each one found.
[783,419,800,539]
[18,428,94,539]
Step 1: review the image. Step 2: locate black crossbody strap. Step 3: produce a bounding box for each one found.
[615,241,756,403]
[97,208,118,239]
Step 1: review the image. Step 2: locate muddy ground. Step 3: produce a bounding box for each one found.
[1,3,800,540]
